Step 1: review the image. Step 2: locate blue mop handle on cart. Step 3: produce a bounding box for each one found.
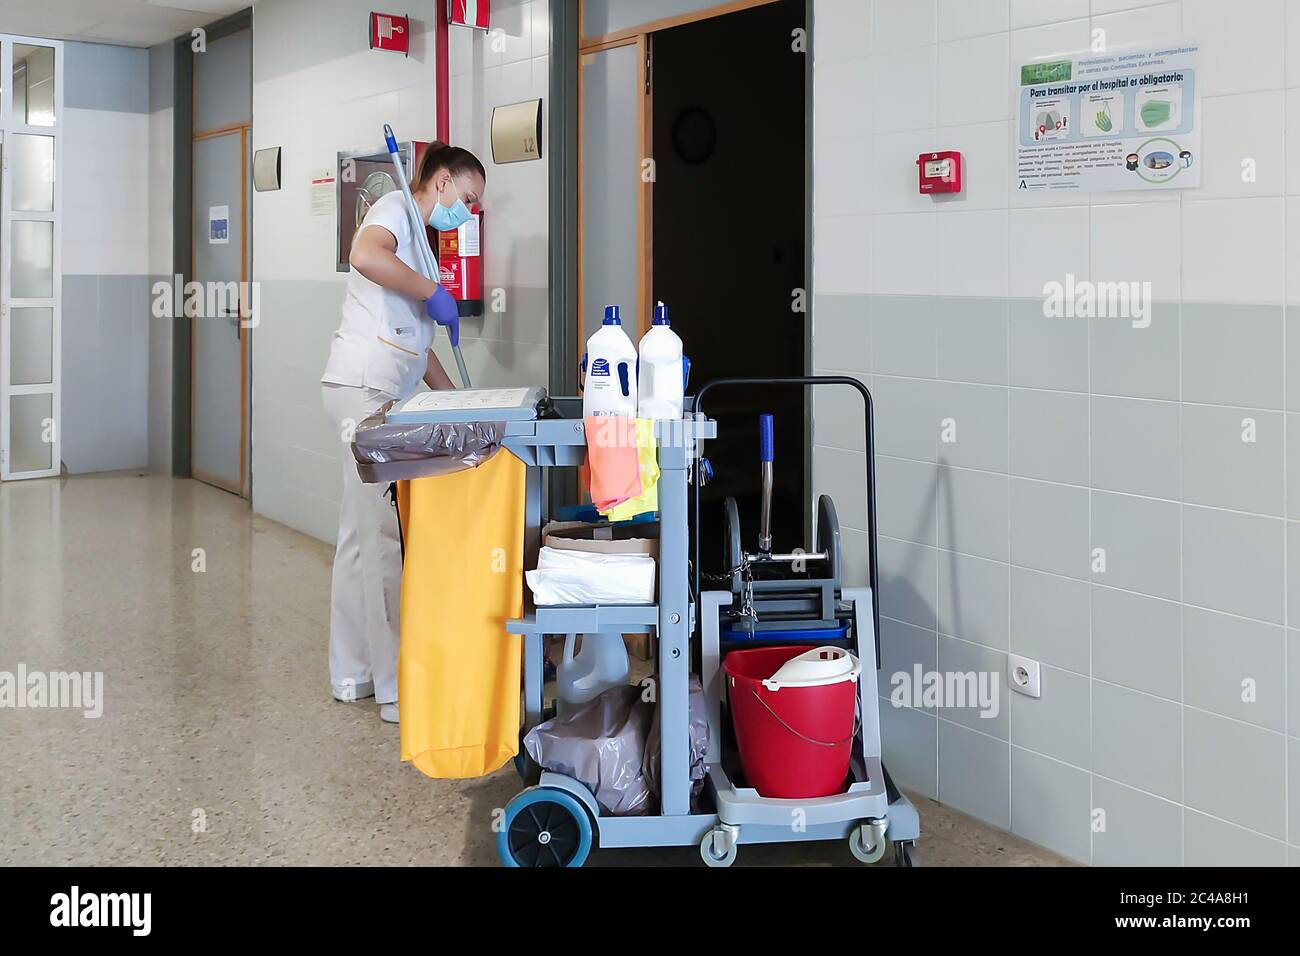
[758,413,774,555]
[383,124,472,388]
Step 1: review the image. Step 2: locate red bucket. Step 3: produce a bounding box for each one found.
[723,645,860,799]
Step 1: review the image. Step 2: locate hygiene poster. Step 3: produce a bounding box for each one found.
[1016,42,1199,193]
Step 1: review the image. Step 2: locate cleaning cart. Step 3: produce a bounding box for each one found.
[384,378,918,866]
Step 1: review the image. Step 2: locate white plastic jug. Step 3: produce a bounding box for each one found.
[582,305,638,418]
[637,302,686,421]
[555,632,631,714]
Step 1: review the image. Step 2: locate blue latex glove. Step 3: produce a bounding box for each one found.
[425,285,460,347]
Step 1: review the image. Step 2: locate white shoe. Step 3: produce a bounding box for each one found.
[379,703,399,723]
[332,680,375,702]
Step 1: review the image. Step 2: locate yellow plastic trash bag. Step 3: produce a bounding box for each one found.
[396,449,527,778]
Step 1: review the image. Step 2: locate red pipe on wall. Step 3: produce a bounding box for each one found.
[435,2,450,142]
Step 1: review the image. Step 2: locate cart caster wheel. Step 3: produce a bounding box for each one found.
[893,840,918,867]
[848,818,889,864]
[497,788,592,868]
[700,828,739,868]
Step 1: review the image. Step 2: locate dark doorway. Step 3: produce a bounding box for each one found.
[651,0,808,564]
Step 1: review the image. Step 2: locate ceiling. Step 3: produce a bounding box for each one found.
[0,0,250,48]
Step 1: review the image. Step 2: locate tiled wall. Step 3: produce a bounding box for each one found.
[147,41,175,477]
[61,41,153,475]
[250,0,550,544]
[811,0,1300,865]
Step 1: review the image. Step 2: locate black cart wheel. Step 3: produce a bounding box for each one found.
[496,788,593,867]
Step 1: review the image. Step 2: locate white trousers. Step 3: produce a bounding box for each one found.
[322,383,403,704]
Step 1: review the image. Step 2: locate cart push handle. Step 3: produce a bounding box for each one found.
[689,376,881,666]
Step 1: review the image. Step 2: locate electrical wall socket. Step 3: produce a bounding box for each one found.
[1008,655,1041,698]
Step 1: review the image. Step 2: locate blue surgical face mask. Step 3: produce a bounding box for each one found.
[429,180,473,231]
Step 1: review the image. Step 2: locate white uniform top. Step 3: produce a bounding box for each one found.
[321,190,434,400]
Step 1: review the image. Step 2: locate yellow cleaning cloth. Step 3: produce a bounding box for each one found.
[602,419,659,521]
[396,449,527,778]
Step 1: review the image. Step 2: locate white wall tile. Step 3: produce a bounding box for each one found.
[1012,0,1089,30]
[937,209,1010,296]
[872,45,938,133]
[1286,89,1300,196]
[873,0,937,52]
[936,120,1012,212]
[1184,0,1287,96]
[1288,0,1300,87]
[815,214,873,294]
[1198,91,1286,199]
[1182,197,1287,304]
[938,31,1011,126]
[937,0,1009,41]
[1008,204,1090,297]
[817,134,872,216]
[873,212,938,293]
[816,0,873,63]
[815,55,873,139]
[1090,202,1181,302]
[1090,1,1183,50]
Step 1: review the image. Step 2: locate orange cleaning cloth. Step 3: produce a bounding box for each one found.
[583,416,642,511]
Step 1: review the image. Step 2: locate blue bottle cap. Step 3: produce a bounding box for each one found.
[652,302,670,326]
[603,304,621,325]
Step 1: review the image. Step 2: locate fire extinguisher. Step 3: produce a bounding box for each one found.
[433,207,484,317]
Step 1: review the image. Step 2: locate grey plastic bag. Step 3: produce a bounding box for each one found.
[350,400,505,483]
[522,678,709,816]
[524,686,655,816]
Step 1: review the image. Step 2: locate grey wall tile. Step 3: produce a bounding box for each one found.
[815,444,871,531]
[1010,388,1088,485]
[1184,707,1286,840]
[876,456,939,544]
[937,635,1008,737]
[933,381,1009,472]
[1290,630,1300,737]
[1184,810,1288,866]
[938,551,1009,650]
[1092,777,1182,867]
[814,376,867,452]
[937,296,1008,385]
[1010,665,1090,768]
[1093,681,1182,801]
[64,41,149,113]
[812,294,870,373]
[878,537,938,630]
[938,465,1008,561]
[1183,606,1285,731]
[939,719,1011,830]
[871,296,937,378]
[1183,404,1283,516]
[1183,505,1285,624]
[1289,738,1300,847]
[1092,586,1182,701]
[1181,303,1283,409]
[880,704,938,799]
[1090,304,1179,401]
[1288,310,1300,413]
[1290,523,1300,630]
[841,526,872,590]
[1288,415,1300,519]
[873,375,938,461]
[1091,396,1181,500]
[1009,298,1088,392]
[148,42,174,113]
[1010,478,1090,579]
[1010,567,1090,675]
[1091,491,1181,601]
[1011,746,1091,864]
[880,616,937,713]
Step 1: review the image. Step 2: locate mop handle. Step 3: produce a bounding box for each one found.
[382,125,473,388]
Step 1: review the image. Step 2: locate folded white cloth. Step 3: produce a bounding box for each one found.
[525,546,656,605]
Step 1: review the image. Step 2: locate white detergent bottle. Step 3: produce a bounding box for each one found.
[637,301,686,420]
[582,305,638,417]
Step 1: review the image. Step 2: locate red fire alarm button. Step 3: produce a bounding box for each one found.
[370,12,410,55]
[917,150,962,194]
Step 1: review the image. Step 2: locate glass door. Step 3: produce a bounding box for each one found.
[0,35,62,481]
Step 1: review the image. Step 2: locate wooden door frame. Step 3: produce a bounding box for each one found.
[189,122,251,498]
[574,0,783,374]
